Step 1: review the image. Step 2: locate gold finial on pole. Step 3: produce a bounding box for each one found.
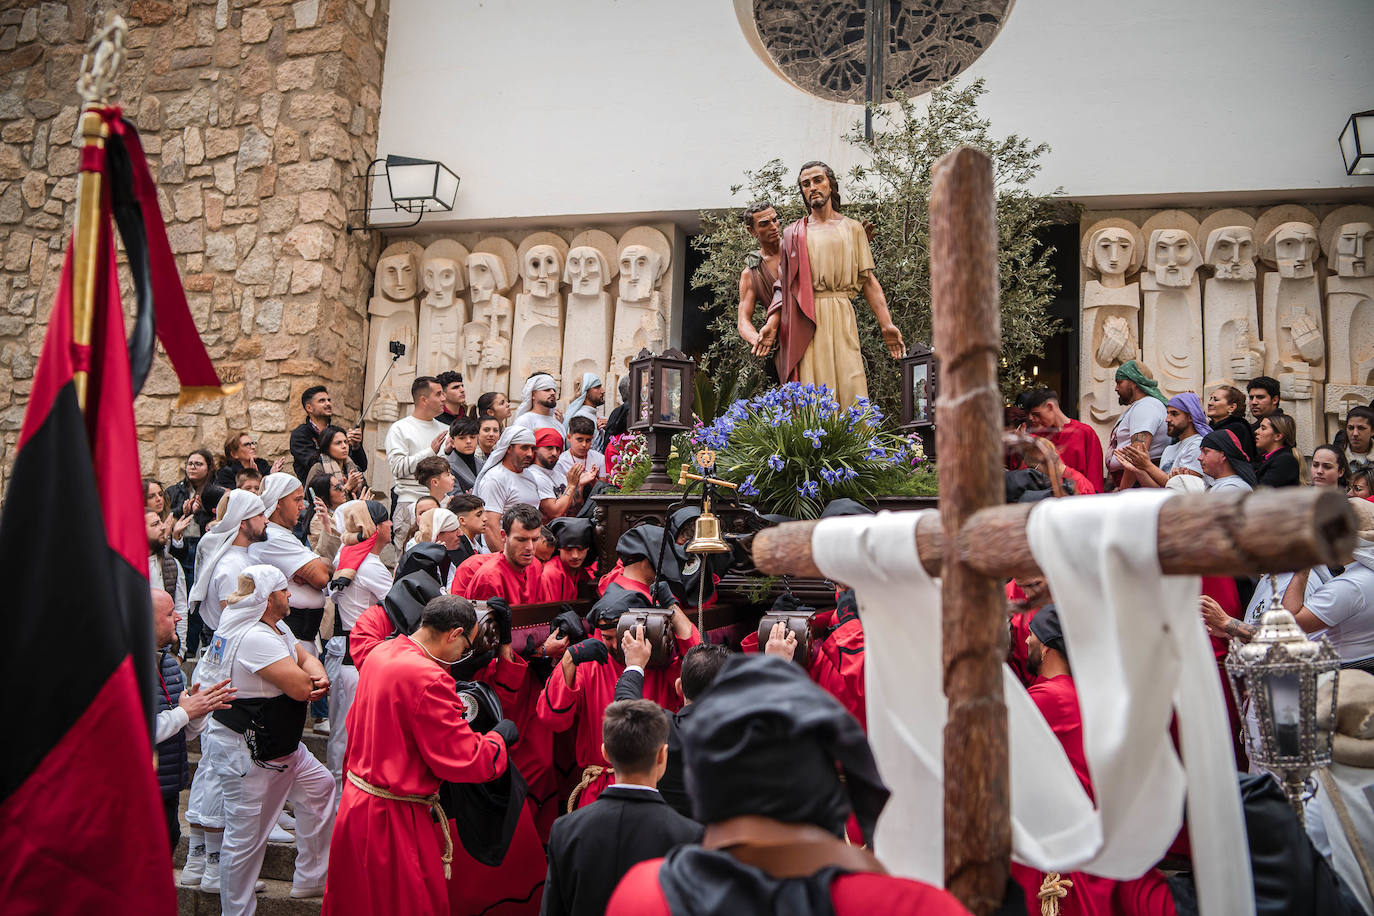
[70,15,126,410]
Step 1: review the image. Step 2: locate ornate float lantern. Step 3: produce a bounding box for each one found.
[1225,574,1339,823]
[627,348,695,490]
[899,341,936,454]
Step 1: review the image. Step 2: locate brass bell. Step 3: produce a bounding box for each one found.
[686,496,730,555]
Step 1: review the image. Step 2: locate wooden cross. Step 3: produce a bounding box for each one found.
[752,147,1358,914]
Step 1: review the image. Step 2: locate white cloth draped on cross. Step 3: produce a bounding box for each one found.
[813,492,1254,916]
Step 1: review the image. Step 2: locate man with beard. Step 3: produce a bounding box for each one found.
[250,474,333,652]
[148,511,188,646]
[755,162,904,406]
[1199,428,1258,493]
[540,517,597,603]
[290,386,367,483]
[564,373,606,431]
[461,504,546,606]
[1017,386,1105,492]
[528,428,592,522]
[606,656,968,916]
[512,373,562,436]
[1115,391,1210,488]
[1105,360,1170,489]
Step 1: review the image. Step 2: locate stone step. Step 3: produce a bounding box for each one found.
[175,837,299,881]
[174,870,323,916]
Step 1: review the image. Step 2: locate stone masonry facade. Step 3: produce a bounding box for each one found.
[0,0,389,493]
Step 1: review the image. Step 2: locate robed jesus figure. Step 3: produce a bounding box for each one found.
[755,161,904,405]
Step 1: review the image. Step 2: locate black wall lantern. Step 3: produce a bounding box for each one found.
[1339,110,1374,176]
[627,347,695,490]
[347,154,460,232]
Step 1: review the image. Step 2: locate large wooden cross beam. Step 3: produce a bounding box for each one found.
[752,146,1358,914]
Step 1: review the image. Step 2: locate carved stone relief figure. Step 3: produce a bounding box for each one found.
[1258,206,1325,450]
[363,240,423,492]
[464,237,518,398]
[509,232,568,398]
[610,227,673,406]
[1078,218,1143,444]
[561,229,619,405]
[417,239,470,377]
[1140,212,1203,401]
[1320,205,1374,438]
[1199,210,1260,391]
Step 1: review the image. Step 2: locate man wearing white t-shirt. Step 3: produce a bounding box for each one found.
[384,376,450,549]
[213,565,335,912]
[249,474,331,652]
[325,502,393,797]
[556,415,608,479]
[530,427,593,522]
[1105,360,1170,487]
[1281,500,1374,670]
[511,373,563,436]
[473,427,541,551]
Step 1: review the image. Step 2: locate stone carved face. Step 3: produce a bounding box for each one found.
[1272,223,1318,279]
[378,253,418,300]
[619,245,662,302]
[1148,229,1200,288]
[1090,228,1134,281]
[422,258,461,307]
[466,253,507,303]
[565,247,608,295]
[1204,226,1256,280]
[521,245,562,298]
[1335,222,1374,278]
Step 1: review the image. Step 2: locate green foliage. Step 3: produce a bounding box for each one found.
[692,363,764,424]
[692,79,1066,407]
[698,383,935,519]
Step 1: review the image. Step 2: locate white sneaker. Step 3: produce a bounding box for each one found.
[290,884,326,899]
[268,825,293,843]
[179,846,206,886]
[313,719,331,735]
[276,810,296,831]
[199,851,220,891]
[255,881,267,893]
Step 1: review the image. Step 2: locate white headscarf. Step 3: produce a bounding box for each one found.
[472,426,536,492]
[564,372,602,432]
[192,564,288,688]
[259,472,303,519]
[189,490,267,603]
[515,373,557,418]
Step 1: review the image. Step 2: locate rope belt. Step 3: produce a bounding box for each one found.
[1037,872,1073,916]
[346,771,453,879]
[567,764,606,814]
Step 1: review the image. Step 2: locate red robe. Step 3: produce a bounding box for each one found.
[1061,465,1097,496]
[766,217,817,385]
[451,552,499,596]
[1009,674,1177,916]
[459,553,544,604]
[1041,418,1105,492]
[596,561,651,599]
[608,859,972,916]
[472,651,562,842]
[349,603,393,670]
[322,637,510,916]
[739,618,865,730]
[540,556,593,603]
[537,627,700,809]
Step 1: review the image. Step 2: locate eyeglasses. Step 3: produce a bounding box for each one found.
[242,439,257,447]
[330,484,345,492]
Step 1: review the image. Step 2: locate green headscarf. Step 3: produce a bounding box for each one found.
[1115,360,1167,403]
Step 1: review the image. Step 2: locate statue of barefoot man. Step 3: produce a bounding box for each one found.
[754,161,903,405]
[737,202,783,359]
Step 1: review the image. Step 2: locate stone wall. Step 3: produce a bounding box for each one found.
[0,0,390,494]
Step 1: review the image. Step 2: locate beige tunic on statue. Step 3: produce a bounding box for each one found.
[801,218,873,406]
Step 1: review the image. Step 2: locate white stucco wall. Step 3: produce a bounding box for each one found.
[376,0,1374,227]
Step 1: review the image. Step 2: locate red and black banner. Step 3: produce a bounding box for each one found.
[0,108,231,913]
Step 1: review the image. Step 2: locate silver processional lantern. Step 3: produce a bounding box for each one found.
[1225,574,1339,824]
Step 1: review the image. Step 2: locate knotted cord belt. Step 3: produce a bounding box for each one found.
[567,764,605,814]
[347,771,453,879]
[1037,872,1073,916]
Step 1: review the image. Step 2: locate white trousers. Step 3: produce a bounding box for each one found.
[324,640,358,802]
[219,737,336,916]
[185,720,229,828]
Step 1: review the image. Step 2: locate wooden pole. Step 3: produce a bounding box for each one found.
[70,108,109,410]
[929,145,1007,913]
[750,486,1357,582]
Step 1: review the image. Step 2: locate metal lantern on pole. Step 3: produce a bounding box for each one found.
[1225,574,1339,823]
[627,347,695,491]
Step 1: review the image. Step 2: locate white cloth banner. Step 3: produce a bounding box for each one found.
[813,494,1253,915]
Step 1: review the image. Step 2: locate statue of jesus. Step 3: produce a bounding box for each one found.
[754,161,904,405]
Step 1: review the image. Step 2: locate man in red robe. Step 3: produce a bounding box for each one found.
[1008,608,1178,916]
[322,595,517,916]
[458,504,545,605]
[539,516,596,603]
[607,655,971,916]
[1020,386,1106,492]
[539,525,700,811]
